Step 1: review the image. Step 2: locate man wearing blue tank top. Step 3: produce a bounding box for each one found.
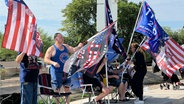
[44,33,83,104]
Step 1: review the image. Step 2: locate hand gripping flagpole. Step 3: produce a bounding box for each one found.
[121,36,146,82]
[126,0,145,55]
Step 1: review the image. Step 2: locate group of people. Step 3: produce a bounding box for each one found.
[16,33,83,104]
[15,32,147,104]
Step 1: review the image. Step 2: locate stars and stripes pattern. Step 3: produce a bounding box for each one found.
[64,23,114,77]
[2,0,43,57]
[156,38,184,77]
[141,39,150,51]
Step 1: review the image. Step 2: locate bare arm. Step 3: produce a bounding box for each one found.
[15,53,25,64]
[44,46,60,67]
[64,43,83,54]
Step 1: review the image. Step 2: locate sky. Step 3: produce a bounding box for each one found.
[0,0,184,36]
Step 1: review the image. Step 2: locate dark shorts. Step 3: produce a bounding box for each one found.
[83,74,102,92]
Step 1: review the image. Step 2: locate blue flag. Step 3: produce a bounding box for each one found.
[107,38,124,63]
[135,1,168,53]
[105,0,126,57]
[5,0,8,6]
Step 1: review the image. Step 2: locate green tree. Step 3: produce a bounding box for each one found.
[118,0,142,50]
[61,0,141,50]
[0,32,17,61]
[60,0,97,46]
[38,28,54,55]
[163,27,184,45]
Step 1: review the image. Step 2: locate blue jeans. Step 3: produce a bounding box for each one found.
[20,82,38,104]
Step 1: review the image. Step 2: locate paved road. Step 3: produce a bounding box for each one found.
[71,85,184,104]
[1,66,184,104]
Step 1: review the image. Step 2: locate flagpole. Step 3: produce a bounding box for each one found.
[126,0,145,55]
[121,36,146,82]
[105,54,110,104]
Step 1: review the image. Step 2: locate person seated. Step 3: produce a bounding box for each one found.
[83,73,113,104]
[98,58,129,101]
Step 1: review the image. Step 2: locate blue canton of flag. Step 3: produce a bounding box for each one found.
[64,23,114,78]
[105,0,126,57]
[93,32,105,44]
[135,1,168,53]
[5,0,9,6]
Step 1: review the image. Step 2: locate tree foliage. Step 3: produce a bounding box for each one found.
[38,28,54,56]
[60,0,142,50]
[164,27,184,45]
[118,0,142,50]
[60,0,97,46]
[0,32,17,61]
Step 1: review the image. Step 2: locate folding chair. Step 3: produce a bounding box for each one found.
[75,72,95,103]
[38,73,71,104]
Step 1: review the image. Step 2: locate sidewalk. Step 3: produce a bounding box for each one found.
[71,85,184,104]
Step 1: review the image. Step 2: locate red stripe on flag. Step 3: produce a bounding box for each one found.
[166,40,184,62]
[10,2,21,50]
[166,39,184,65]
[2,0,43,57]
[19,13,29,52]
[167,48,183,68]
[2,1,13,48]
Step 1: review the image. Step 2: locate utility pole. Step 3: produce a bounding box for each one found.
[96,0,118,32]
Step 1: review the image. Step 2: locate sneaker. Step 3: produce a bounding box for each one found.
[134,100,144,104]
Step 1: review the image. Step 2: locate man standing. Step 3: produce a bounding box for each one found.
[16,53,40,104]
[44,33,83,104]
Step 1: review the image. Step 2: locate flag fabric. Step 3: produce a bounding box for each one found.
[141,38,157,58]
[2,0,43,57]
[107,38,123,63]
[5,0,9,6]
[105,0,126,57]
[135,1,168,53]
[156,38,184,77]
[141,39,150,51]
[64,23,114,77]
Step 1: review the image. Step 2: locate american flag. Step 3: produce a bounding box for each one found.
[2,0,43,57]
[156,38,184,77]
[64,23,114,77]
[141,39,150,51]
[141,39,157,58]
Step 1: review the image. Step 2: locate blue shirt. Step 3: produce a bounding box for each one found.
[50,45,69,73]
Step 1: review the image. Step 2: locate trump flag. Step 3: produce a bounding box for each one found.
[135,1,168,53]
[2,0,43,57]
